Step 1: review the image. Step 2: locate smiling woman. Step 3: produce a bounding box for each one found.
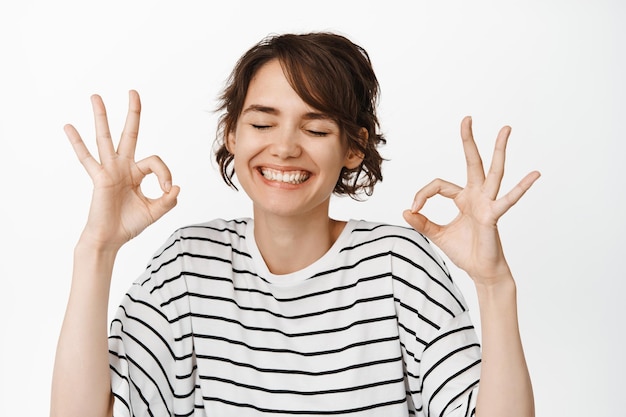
[50,32,537,417]
[214,33,385,198]
[228,60,363,232]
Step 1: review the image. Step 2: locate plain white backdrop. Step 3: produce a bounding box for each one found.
[1,1,624,415]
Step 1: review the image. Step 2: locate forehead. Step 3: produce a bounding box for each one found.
[243,59,328,118]
[245,60,293,101]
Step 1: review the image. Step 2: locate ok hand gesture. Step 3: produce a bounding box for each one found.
[65,90,180,252]
[403,116,540,286]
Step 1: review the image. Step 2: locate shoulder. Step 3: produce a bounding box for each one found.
[159,217,250,254]
[347,219,438,259]
[344,219,451,283]
[350,219,426,240]
[348,219,462,304]
[135,218,251,286]
[174,217,250,241]
[121,218,252,319]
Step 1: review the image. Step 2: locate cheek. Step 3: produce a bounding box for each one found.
[320,146,349,170]
[231,135,263,174]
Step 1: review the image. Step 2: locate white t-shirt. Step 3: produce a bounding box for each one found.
[109,218,481,416]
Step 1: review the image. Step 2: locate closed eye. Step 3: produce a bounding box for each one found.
[252,124,271,130]
[307,130,329,137]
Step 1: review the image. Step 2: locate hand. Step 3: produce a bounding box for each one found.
[403,116,540,285]
[65,90,180,251]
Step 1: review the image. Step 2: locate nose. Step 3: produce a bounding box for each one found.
[269,126,302,159]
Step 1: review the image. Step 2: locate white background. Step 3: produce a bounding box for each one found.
[1,1,624,415]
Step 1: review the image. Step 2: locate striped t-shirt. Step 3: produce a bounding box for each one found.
[109,218,481,417]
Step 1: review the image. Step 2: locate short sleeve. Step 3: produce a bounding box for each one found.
[390,229,481,417]
[108,280,179,417]
[108,229,196,416]
[420,312,480,417]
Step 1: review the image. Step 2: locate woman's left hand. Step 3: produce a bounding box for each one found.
[403,116,540,286]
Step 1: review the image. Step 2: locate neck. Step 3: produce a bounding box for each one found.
[252,208,345,275]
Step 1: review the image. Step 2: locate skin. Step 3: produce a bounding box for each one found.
[50,63,538,416]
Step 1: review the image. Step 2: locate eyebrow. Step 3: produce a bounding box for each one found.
[242,104,333,121]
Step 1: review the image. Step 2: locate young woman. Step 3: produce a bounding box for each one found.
[51,32,538,417]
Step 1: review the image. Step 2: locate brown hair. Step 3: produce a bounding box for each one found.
[214,32,386,198]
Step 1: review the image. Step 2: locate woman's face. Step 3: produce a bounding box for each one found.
[227,59,362,220]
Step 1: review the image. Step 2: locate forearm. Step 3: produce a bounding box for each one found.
[50,242,117,417]
[474,275,534,417]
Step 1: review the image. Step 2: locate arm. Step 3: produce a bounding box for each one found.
[50,91,179,417]
[403,116,538,417]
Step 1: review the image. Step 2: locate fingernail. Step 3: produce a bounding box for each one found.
[164,181,172,192]
[411,201,418,213]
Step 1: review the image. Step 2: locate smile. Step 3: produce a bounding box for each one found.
[259,167,310,184]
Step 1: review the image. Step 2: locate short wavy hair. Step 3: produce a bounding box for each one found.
[214,32,386,198]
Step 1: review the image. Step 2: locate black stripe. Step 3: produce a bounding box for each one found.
[397,321,428,346]
[199,374,405,396]
[309,251,390,280]
[186,313,397,338]
[176,364,197,380]
[129,376,158,417]
[394,297,441,330]
[428,362,481,417]
[421,343,481,388]
[161,291,393,320]
[156,220,248,260]
[390,252,466,312]
[150,234,251,263]
[195,354,402,376]
[110,370,130,411]
[113,301,176,359]
[463,388,475,417]
[423,325,478,354]
[440,380,478,417]
[392,274,456,317]
[199,395,408,415]
[234,273,390,303]
[156,272,391,309]
[341,233,450,279]
[190,333,399,357]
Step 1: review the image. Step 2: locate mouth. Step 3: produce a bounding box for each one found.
[259,167,310,184]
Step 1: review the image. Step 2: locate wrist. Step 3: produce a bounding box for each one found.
[468,259,514,288]
[76,231,123,257]
[474,273,517,302]
[73,238,119,285]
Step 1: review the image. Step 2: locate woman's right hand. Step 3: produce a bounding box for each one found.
[65,90,180,251]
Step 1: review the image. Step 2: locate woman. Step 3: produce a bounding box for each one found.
[51,32,537,417]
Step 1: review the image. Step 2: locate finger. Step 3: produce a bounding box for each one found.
[117,90,141,158]
[136,155,174,193]
[148,184,180,221]
[410,178,463,213]
[483,125,511,199]
[91,94,116,159]
[402,209,444,241]
[64,124,101,177]
[135,155,179,220]
[460,116,486,186]
[492,170,541,218]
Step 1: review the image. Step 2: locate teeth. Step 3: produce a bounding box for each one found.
[260,168,310,184]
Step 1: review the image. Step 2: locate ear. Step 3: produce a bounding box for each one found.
[226,130,236,154]
[343,128,367,169]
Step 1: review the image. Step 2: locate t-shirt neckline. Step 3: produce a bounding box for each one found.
[244,218,358,286]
